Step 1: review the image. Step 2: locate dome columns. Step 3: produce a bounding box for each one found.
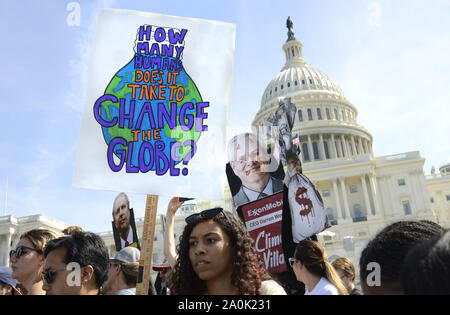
[297,132,373,163]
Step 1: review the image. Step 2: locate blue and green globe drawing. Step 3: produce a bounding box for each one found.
[96,54,204,174]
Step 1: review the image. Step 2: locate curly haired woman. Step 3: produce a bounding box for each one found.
[166,201,286,295]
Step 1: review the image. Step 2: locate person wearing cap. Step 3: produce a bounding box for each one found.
[0,266,19,295]
[102,247,141,295]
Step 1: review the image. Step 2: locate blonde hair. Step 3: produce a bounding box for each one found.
[331,257,356,281]
[294,240,348,295]
[19,229,62,282]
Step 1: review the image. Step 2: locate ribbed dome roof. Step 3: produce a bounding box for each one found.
[261,38,343,104]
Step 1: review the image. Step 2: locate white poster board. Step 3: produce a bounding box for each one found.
[74,9,235,199]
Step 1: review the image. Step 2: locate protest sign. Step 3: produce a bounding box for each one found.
[239,192,287,273]
[111,192,140,251]
[74,9,235,199]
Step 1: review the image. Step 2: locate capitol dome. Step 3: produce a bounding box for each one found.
[261,40,343,102]
[253,18,374,170]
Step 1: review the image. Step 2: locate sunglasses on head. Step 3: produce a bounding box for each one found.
[9,246,39,259]
[185,208,231,224]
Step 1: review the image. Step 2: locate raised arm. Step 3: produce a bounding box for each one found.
[163,197,184,269]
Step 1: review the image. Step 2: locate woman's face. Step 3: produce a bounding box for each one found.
[188,220,234,282]
[10,238,43,283]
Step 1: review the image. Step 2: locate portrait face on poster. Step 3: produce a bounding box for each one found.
[112,192,140,251]
[226,132,284,209]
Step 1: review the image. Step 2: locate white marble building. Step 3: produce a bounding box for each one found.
[427,164,450,229]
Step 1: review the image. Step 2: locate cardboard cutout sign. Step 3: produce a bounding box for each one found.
[74,9,235,199]
[112,208,140,251]
[240,192,286,273]
[226,97,330,266]
[226,132,288,273]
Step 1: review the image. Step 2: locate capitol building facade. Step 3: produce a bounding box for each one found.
[1,24,450,281]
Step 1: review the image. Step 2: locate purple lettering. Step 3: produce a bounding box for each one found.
[107,137,126,172]
[93,94,118,127]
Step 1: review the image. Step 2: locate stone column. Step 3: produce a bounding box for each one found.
[339,178,352,221]
[307,135,313,161]
[364,139,369,155]
[341,135,349,158]
[332,179,343,221]
[386,176,398,217]
[360,174,374,218]
[417,171,432,210]
[319,134,326,160]
[351,136,357,157]
[368,173,381,217]
[330,134,338,158]
[4,233,12,267]
[358,136,364,154]
[406,172,420,213]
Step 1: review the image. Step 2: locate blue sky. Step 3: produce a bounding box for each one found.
[0,0,449,232]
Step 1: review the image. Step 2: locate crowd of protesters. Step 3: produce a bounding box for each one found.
[1,198,449,295]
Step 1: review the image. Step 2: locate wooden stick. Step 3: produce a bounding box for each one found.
[136,194,159,295]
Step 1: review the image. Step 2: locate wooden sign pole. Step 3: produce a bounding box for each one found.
[136,194,159,295]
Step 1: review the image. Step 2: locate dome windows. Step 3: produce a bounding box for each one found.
[295,81,298,86]
[275,87,278,92]
[326,108,331,120]
[287,82,291,88]
[302,80,305,85]
[317,108,322,120]
[312,142,320,160]
[334,108,338,120]
[302,143,310,161]
[324,141,330,159]
[298,110,303,122]
[281,84,284,90]
[307,109,313,121]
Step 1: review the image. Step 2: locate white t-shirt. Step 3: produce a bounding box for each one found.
[260,280,287,295]
[305,277,339,295]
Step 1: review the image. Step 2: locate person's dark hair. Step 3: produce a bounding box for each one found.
[285,150,299,163]
[169,210,272,295]
[400,229,450,294]
[44,232,109,289]
[359,220,444,290]
[294,240,348,295]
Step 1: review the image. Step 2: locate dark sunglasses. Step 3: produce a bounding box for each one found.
[185,208,231,224]
[42,268,67,284]
[9,246,39,259]
[288,258,296,268]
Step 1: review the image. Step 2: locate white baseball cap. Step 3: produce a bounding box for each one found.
[110,247,141,264]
